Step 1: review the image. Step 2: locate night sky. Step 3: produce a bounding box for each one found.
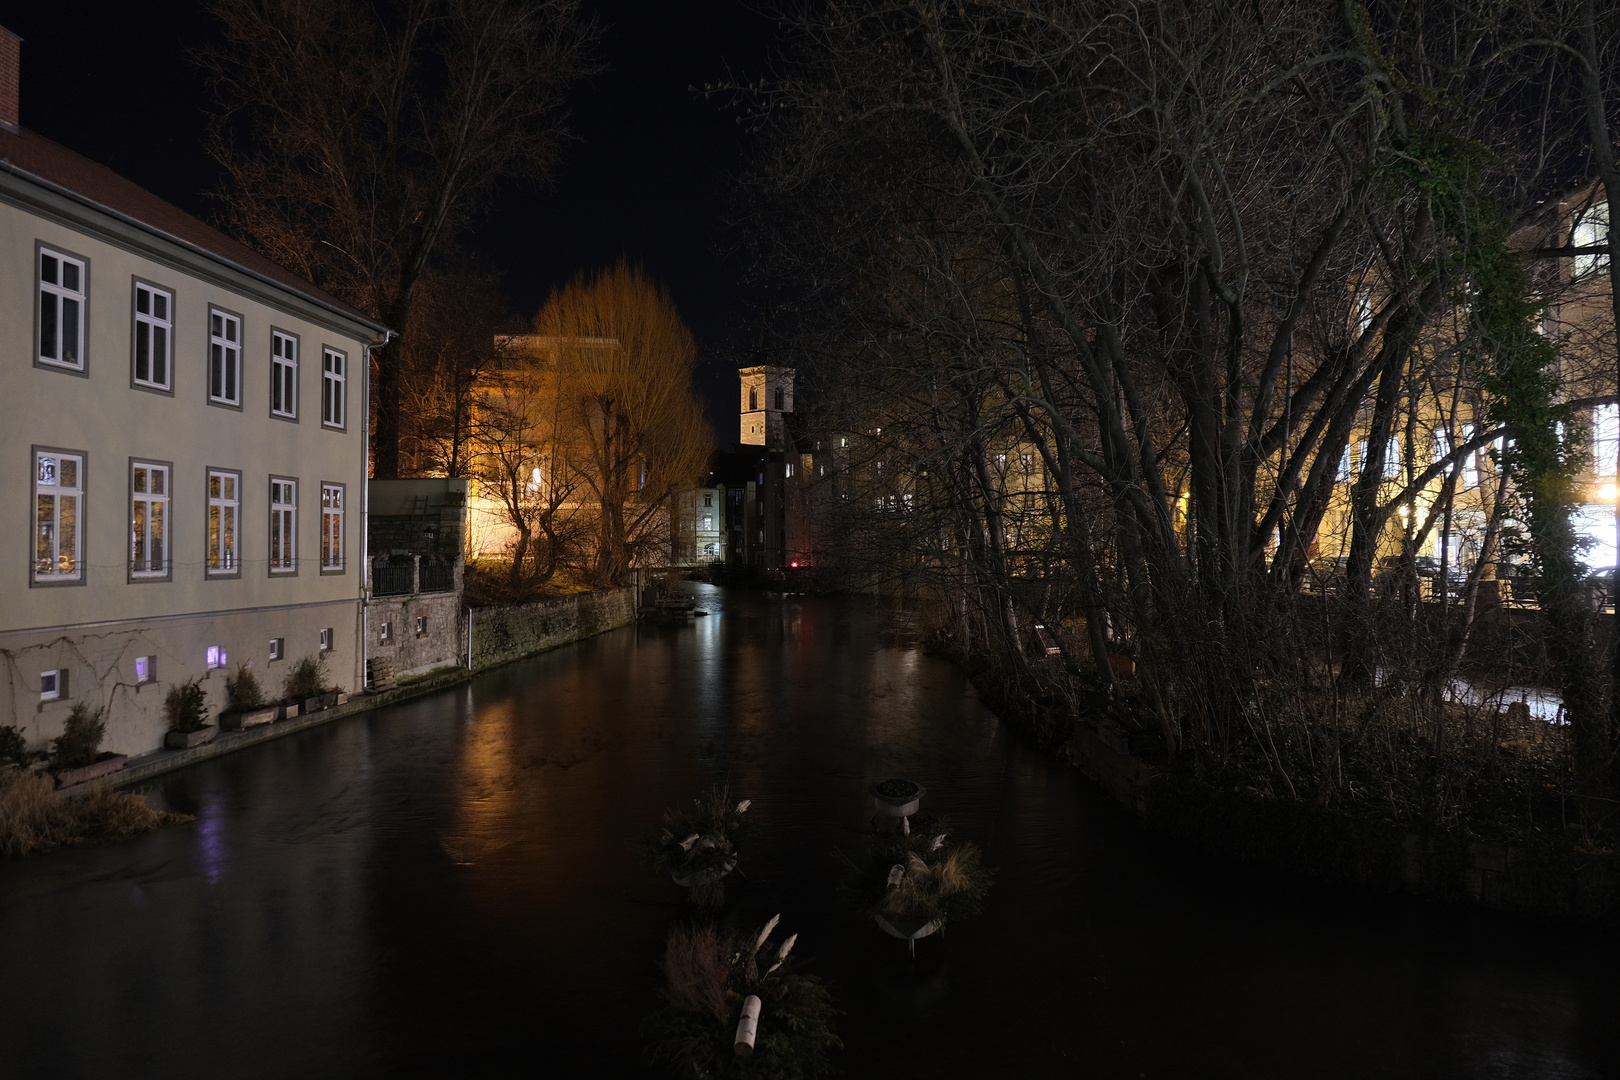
[0,0,778,436]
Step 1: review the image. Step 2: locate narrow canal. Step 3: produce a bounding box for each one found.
[2,586,1616,1079]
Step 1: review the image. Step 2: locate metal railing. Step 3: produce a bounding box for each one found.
[419,562,455,593]
[372,562,414,597]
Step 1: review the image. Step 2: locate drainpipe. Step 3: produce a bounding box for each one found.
[360,329,396,693]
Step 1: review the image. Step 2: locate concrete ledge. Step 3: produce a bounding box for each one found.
[86,593,637,793]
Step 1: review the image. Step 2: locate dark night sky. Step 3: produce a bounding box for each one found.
[0,0,778,436]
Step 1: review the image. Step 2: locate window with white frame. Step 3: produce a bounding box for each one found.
[207,470,239,575]
[321,484,344,570]
[1594,404,1619,478]
[40,669,64,701]
[38,248,85,370]
[270,479,297,573]
[205,645,227,670]
[271,330,298,418]
[34,450,83,582]
[1574,202,1609,279]
[1432,428,1452,470]
[133,282,172,389]
[319,627,332,652]
[130,462,170,577]
[322,349,346,428]
[1462,425,1480,488]
[269,637,283,661]
[379,619,392,644]
[209,309,242,405]
[415,615,427,637]
[135,656,155,684]
[1383,437,1401,479]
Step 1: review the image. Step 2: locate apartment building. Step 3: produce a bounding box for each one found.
[0,27,390,755]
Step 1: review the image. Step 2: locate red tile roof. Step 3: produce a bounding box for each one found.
[0,125,387,334]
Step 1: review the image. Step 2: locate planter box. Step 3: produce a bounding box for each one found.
[872,780,925,818]
[219,706,277,732]
[54,754,128,789]
[164,725,219,749]
[335,692,350,706]
[303,692,338,714]
[278,703,301,720]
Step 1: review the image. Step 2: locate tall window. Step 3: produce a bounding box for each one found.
[1432,428,1452,470]
[1574,202,1610,279]
[1595,404,1619,478]
[34,450,83,582]
[38,248,86,370]
[1461,425,1480,488]
[1383,437,1401,479]
[210,310,242,405]
[322,349,346,428]
[271,331,298,418]
[748,387,758,411]
[321,484,344,571]
[207,470,239,575]
[271,479,297,573]
[1337,447,1352,484]
[130,462,170,578]
[133,282,172,390]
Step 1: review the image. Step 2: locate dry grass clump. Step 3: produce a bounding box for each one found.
[0,771,191,857]
[663,923,730,1021]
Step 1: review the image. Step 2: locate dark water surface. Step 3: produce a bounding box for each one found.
[2,586,1616,1079]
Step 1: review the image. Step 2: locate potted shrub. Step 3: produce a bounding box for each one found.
[284,655,335,714]
[164,678,220,748]
[640,786,751,909]
[219,664,277,731]
[840,819,993,956]
[52,703,127,788]
[871,777,924,818]
[644,917,839,1078]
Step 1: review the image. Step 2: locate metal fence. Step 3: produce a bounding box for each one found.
[420,562,455,593]
[372,562,414,597]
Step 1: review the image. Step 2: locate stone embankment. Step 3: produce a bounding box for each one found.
[93,588,637,793]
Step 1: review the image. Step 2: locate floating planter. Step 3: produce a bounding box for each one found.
[872,777,924,818]
[640,787,751,909]
[840,816,993,958]
[645,918,839,1077]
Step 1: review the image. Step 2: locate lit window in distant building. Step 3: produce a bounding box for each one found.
[1595,403,1619,478]
[1383,438,1400,479]
[1574,202,1609,278]
[35,450,83,582]
[1462,425,1479,488]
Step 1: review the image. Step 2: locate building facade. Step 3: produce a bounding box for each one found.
[0,27,389,756]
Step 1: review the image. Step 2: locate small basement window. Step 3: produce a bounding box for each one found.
[319,628,332,652]
[41,669,64,701]
[415,615,427,637]
[205,645,227,670]
[379,620,392,644]
[269,637,283,661]
[135,657,155,684]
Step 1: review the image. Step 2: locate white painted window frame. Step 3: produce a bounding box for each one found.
[130,461,171,578]
[209,308,242,406]
[34,449,84,583]
[271,330,298,419]
[322,348,347,429]
[133,281,173,390]
[320,483,344,571]
[38,248,86,370]
[270,478,297,574]
[207,469,240,576]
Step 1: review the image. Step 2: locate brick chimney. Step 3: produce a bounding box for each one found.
[0,26,19,132]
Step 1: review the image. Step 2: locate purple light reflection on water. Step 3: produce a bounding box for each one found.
[195,790,228,884]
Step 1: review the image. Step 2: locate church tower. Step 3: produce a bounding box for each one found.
[739,365,794,449]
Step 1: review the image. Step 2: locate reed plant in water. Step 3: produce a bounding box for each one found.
[0,771,191,857]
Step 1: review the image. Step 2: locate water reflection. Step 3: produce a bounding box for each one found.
[0,588,1614,1079]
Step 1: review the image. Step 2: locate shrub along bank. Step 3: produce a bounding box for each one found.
[945,643,1620,923]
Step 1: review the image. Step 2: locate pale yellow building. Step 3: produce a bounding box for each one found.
[0,28,390,756]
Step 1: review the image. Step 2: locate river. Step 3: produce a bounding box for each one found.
[1,585,1615,1079]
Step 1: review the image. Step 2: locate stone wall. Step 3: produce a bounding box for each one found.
[470,588,637,672]
[367,590,467,679]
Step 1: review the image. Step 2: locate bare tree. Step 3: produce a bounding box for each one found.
[200,0,598,477]
[399,268,511,478]
[534,263,715,585]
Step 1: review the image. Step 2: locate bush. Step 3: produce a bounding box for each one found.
[282,654,330,702]
[54,703,106,770]
[224,663,266,713]
[165,679,211,733]
[0,726,26,768]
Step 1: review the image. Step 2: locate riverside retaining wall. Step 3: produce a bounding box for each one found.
[470,587,637,672]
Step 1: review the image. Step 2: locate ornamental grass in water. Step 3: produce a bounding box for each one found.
[839,818,993,928]
[644,918,840,1079]
[640,785,753,908]
[0,771,192,857]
